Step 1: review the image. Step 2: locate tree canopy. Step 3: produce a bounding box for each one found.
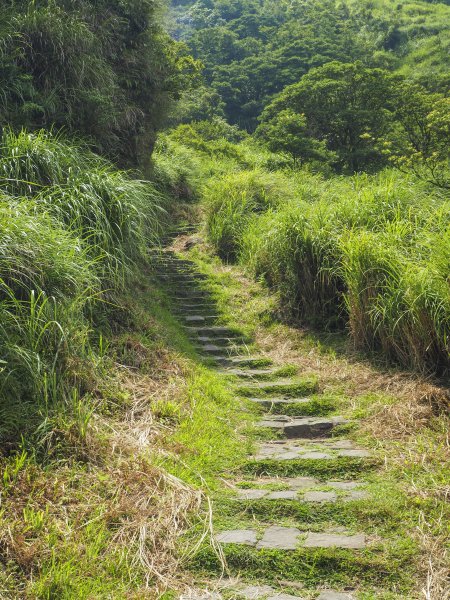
[170,0,450,129]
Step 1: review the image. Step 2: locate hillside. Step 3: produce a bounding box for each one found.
[169,0,450,128]
[0,0,449,598]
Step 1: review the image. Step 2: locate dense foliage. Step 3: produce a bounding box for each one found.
[155,121,450,374]
[170,0,450,129]
[0,0,190,442]
[0,129,163,443]
[0,0,197,167]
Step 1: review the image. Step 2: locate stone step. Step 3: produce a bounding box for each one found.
[197,344,244,356]
[154,263,195,270]
[184,315,220,324]
[162,268,204,274]
[176,297,214,305]
[253,439,371,461]
[214,356,271,368]
[175,307,218,315]
[196,336,247,346]
[184,326,240,337]
[223,368,282,380]
[181,582,356,600]
[216,526,366,550]
[158,273,204,281]
[174,290,211,298]
[177,304,217,310]
[166,285,207,293]
[250,397,311,408]
[233,475,366,496]
[234,477,367,502]
[258,415,348,439]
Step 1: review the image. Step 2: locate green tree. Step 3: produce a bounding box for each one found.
[260,61,393,172]
[382,83,450,188]
[256,109,332,166]
[0,0,200,168]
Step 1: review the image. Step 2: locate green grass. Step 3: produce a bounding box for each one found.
[0,129,165,447]
[236,378,319,398]
[180,237,449,598]
[163,122,450,375]
[189,542,416,591]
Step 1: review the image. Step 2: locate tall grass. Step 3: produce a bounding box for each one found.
[0,129,163,283]
[214,168,450,374]
[0,130,164,444]
[204,169,297,261]
[0,197,96,439]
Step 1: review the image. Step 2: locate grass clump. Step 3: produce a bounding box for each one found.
[0,197,97,442]
[237,170,450,374]
[0,129,164,446]
[0,129,163,282]
[204,169,296,261]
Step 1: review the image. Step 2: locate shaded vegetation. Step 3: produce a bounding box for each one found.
[1,0,198,167]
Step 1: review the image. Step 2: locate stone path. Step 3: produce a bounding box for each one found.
[153,247,380,600]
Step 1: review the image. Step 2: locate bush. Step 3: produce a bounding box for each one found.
[0,197,96,437]
[204,169,296,261]
[0,129,165,443]
[0,129,162,283]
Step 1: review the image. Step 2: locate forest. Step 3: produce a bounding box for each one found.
[0,0,449,597]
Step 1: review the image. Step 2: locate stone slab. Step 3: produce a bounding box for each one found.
[185,315,219,323]
[236,585,275,598]
[303,491,337,503]
[303,532,366,549]
[238,379,307,391]
[185,326,237,336]
[180,594,221,600]
[254,442,333,461]
[299,451,332,460]
[266,490,298,500]
[237,489,268,500]
[289,476,319,489]
[227,369,279,378]
[327,481,363,490]
[253,440,369,462]
[256,526,300,550]
[199,344,222,352]
[250,398,310,408]
[258,416,347,439]
[216,529,257,545]
[317,592,355,600]
[267,595,305,600]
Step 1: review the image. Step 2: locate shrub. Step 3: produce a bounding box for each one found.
[237,169,450,372]
[0,129,162,283]
[205,169,295,261]
[0,197,96,437]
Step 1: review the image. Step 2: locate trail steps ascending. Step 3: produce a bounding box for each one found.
[153,247,379,600]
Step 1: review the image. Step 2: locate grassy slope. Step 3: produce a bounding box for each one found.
[156,125,450,375]
[0,258,249,599]
[175,235,450,599]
